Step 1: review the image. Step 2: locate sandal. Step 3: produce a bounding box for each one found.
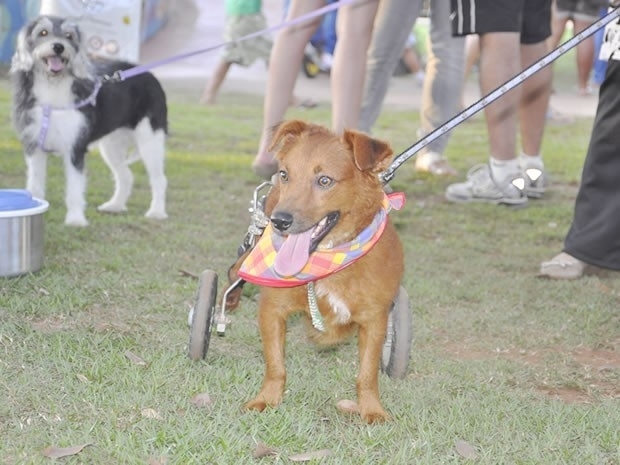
[539,252,585,280]
[415,151,458,176]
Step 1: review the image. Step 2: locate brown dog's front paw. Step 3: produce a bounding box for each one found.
[244,398,269,412]
[244,389,282,412]
[360,408,391,424]
[358,397,391,424]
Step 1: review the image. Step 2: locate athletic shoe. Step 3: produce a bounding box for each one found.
[445,163,528,206]
[521,162,547,199]
[415,151,457,176]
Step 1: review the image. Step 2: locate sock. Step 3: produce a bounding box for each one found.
[519,152,544,170]
[489,156,521,181]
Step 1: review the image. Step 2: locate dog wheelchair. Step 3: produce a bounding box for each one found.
[187,180,413,380]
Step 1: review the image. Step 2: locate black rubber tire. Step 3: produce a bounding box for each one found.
[188,270,218,361]
[302,54,320,78]
[381,286,412,379]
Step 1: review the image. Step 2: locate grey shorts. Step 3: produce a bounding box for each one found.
[555,0,608,22]
[451,0,553,44]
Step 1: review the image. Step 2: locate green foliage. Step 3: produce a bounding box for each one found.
[0,75,618,465]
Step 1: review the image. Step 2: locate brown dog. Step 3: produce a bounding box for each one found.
[239,120,404,423]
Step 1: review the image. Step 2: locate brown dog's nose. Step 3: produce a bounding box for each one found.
[270,212,293,232]
[52,43,64,55]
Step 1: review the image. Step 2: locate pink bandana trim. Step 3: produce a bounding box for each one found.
[238,192,405,288]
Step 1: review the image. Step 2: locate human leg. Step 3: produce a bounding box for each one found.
[331,0,381,134]
[357,0,422,133]
[547,13,569,51]
[445,0,528,204]
[519,41,552,158]
[541,59,620,278]
[573,17,597,93]
[479,32,522,161]
[200,60,232,104]
[416,0,465,175]
[253,0,323,178]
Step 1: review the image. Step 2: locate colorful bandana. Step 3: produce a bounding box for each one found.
[238,192,405,288]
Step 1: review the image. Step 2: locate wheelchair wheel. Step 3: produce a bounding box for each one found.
[381,286,412,379]
[188,270,218,361]
[302,54,321,79]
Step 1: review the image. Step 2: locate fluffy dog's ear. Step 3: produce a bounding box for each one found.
[268,120,308,155]
[10,27,34,73]
[343,130,393,173]
[69,24,93,79]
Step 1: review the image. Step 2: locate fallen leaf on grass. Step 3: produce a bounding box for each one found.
[41,443,92,458]
[178,268,199,279]
[148,456,168,465]
[75,373,89,383]
[289,449,331,462]
[124,350,148,366]
[141,408,163,420]
[455,440,478,459]
[336,399,359,414]
[190,392,214,408]
[252,442,277,459]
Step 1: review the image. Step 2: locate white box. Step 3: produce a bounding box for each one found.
[39,0,142,62]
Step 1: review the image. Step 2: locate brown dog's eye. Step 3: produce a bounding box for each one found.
[39,29,48,37]
[317,175,333,189]
[278,170,288,183]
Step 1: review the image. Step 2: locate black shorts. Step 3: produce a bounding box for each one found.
[450,0,553,44]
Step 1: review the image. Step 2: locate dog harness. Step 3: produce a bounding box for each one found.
[238,192,405,288]
[37,80,102,152]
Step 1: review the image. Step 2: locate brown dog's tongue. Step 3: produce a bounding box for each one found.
[273,229,313,277]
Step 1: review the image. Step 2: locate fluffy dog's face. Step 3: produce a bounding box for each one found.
[11,15,91,79]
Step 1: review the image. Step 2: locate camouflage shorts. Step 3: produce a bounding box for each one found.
[221,13,272,67]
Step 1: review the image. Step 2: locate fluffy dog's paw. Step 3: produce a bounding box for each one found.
[98,201,127,213]
[145,209,168,220]
[64,212,88,227]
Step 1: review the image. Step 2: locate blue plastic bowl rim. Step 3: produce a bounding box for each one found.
[0,189,49,218]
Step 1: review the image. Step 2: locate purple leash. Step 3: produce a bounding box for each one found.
[108,0,359,82]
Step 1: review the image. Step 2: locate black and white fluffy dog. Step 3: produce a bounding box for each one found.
[10,15,168,226]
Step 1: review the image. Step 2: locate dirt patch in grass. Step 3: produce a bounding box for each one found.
[30,305,135,334]
[442,341,620,403]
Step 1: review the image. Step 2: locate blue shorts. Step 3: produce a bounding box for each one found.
[450,0,553,44]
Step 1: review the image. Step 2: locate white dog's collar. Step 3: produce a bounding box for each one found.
[38,80,102,152]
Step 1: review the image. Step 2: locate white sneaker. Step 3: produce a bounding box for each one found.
[445,164,528,205]
[522,163,547,199]
[320,52,333,72]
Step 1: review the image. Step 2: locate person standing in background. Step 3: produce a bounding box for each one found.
[252,0,422,179]
[201,0,272,104]
[444,0,553,206]
[547,0,609,95]
[359,0,464,176]
[540,7,620,279]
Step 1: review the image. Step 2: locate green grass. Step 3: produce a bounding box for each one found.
[0,64,618,465]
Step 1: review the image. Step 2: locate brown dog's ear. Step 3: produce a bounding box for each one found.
[343,129,393,173]
[267,120,309,154]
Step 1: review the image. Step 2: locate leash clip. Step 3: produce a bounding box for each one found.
[103,71,122,83]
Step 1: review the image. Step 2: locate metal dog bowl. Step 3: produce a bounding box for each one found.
[0,189,49,278]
